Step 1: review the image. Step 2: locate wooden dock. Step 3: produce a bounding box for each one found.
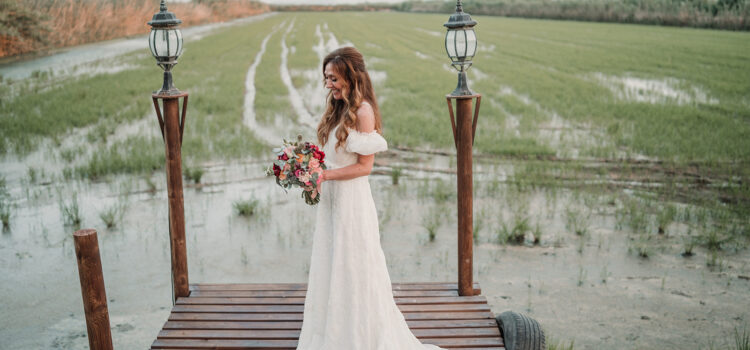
[150,282,504,349]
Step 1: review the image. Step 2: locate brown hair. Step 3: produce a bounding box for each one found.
[317,46,382,149]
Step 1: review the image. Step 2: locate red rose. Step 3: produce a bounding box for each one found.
[273,164,281,176]
[280,153,289,161]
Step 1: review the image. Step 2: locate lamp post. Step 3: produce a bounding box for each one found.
[444,0,481,297]
[148,0,190,302]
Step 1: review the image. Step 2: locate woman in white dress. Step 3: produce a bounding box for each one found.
[296,47,445,350]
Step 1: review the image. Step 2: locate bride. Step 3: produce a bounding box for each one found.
[296,47,445,350]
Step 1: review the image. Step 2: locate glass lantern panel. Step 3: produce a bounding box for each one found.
[167,29,179,57]
[152,29,182,58]
[153,30,168,57]
[456,30,467,60]
[149,30,158,57]
[466,29,477,59]
[175,29,183,57]
[445,30,457,60]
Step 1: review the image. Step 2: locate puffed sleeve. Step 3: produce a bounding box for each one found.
[345,130,388,155]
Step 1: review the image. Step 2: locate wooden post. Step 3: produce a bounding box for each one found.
[153,93,190,300]
[73,229,114,350]
[447,94,481,297]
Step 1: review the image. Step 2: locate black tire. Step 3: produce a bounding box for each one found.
[496,311,546,350]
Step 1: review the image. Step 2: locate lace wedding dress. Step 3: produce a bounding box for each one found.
[296,124,444,350]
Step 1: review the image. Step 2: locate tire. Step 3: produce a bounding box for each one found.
[496,311,546,350]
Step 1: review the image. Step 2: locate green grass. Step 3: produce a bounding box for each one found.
[60,194,82,227]
[497,213,530,245]
[254,21,296,125]
[422,204,443,241]
[99,204,124,229]
[183,165,205,184]
[74,136,163,180]
[0,201,10,229]
[736,325,750,350]
[234,198,260,217]
[3,13,749,163]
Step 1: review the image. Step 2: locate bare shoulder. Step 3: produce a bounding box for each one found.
[355,101,375,133]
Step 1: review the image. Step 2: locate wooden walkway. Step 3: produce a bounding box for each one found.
[150,282,504,349]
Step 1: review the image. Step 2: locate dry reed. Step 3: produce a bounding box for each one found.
[0,0,268,58]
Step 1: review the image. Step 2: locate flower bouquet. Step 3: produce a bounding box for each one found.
[266,136,326,205]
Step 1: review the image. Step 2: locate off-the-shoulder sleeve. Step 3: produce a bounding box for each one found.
[345,130,388,155]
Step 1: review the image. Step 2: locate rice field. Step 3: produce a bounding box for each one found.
[1,11,750,350]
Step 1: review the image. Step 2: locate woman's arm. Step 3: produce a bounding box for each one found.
[319,103,376,183]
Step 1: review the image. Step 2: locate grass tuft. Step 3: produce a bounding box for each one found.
[390,166,403,185]
[422,205,443,242]
[60,194,82,227]
[234,198,260,217]
[99,204,124,229]
[184,166,205,184]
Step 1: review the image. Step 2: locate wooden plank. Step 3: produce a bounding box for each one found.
[164,321,303,330]
[158,327,500,340]
[169,313,303,322]
[154,282,500,349]
[151,337,501,349]
[176,295,488,305]
[189,289,460,298]
[162,319,498,330]
[151,340,503,350]
[169,311,495,322]
[151,339,298,349]
[422,337,503,347]
[190,282,481,291]
[171,303,490,314]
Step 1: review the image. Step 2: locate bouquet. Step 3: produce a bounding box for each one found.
[266,136,326,205]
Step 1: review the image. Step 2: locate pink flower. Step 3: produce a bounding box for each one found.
[309,158,320,169]
[299,172,311,184]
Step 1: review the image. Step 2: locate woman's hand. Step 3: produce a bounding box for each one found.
[316,169,326,194]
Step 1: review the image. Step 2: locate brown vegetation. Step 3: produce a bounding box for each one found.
[0,0,268,59]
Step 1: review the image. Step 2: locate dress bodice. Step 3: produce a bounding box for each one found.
[322,124,388,170]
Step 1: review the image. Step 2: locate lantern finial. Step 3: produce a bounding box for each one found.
[455,0,463,13]
[160,0,167,12]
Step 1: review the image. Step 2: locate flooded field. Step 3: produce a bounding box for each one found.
[2,11,749,350]
[2,148,749,349]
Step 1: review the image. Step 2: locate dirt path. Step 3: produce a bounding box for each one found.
[280,19,318,130]
[243,22,287,145]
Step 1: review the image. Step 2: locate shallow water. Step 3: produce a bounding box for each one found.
[1,151,748,349]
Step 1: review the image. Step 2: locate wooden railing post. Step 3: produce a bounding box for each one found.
[447,94,481,297]
[153,93,190,301]
[73,229,114,350]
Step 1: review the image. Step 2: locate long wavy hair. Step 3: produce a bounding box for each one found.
[317,47,382,150]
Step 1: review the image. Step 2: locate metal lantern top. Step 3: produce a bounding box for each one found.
[444,0,478,72]
[147,0,184,65]
[148,0,182,28]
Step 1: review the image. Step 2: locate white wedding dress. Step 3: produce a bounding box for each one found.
[296,123,445,350]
